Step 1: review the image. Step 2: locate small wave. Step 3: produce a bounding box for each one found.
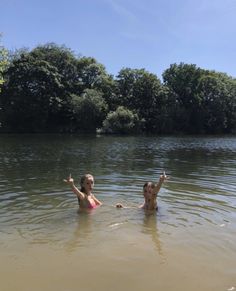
[108,222,125,229]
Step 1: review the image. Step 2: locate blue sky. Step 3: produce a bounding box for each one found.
[1,0,236,79]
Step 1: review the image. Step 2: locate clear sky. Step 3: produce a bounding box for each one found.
[1,0,236,79]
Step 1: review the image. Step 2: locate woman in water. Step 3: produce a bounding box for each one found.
[116,172,168,210]
[64,173,102,209]
[139,172,167,210]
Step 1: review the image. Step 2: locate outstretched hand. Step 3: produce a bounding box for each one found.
[159,171,169,183]
[63,173,74,185]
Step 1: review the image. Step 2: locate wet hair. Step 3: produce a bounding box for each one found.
[77,174,94,205]
[143,182,155,190]
[80,174,94,193]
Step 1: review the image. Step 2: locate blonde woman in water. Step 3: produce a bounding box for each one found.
[64,173,102,209]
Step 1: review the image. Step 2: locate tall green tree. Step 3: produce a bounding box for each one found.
[162,63,203,107]
[198,73,236,133]
[1,43,116,132]
[115,68,165,132]
[76,57,116,109]
[70,89,108,132]
[163,63,205,133]
[30,43,80,96]
[1,53,64,132]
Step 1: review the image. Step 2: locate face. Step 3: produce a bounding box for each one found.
[143,182,152,196]
[82,175,94,192]
[143,182,155,197]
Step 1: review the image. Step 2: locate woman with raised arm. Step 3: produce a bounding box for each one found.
[64,173,102,209]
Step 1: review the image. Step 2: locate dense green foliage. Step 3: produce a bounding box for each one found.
[70,89,108,133]
[0,36,9,92]
[0,43,236,134]
[102,106,142,134]
[163,64,236,133]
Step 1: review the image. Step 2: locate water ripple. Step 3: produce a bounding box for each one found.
[1,134,236,241]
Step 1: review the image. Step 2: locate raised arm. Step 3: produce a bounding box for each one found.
[153,172,168,194]
[64,174,85,200]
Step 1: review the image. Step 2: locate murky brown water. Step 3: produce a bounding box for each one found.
[0,134,236,291]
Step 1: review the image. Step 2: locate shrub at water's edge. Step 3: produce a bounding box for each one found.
[101,106,144,134]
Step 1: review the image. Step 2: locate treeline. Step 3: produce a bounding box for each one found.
[0,43,236,134]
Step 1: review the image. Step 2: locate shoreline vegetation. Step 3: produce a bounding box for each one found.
[1,42,236,135]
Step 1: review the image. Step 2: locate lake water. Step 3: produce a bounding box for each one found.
[0,134,236,291]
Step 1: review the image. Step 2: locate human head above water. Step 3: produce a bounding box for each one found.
[143,182,155,195]
[143,182,155,189]
[80,174,94,193]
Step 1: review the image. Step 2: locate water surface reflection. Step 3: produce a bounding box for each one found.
[0,134,236,291]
